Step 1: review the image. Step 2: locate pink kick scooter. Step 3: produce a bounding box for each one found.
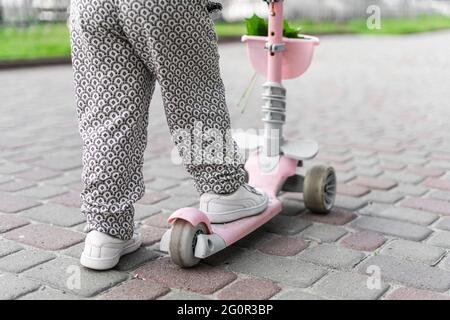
[160,0,336,267]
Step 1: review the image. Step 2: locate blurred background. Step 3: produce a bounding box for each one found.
[1,0,450,61]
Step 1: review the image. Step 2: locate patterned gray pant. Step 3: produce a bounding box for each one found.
[69,0,246,240]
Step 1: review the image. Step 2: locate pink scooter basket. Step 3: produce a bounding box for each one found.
[242,35,320,80]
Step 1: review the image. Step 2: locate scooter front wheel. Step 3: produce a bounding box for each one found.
[169,220,206,268]
[303,165,336,214]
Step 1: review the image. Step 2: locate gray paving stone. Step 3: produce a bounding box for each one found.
[431,191,450,202]
[406,150,430,157]
[18,185,69,200]
[6,155,39,164]
[23,257,129,297]
[274,289,324,300]
[36,156,82,171]
[235,229,272,249]
[0,162,30,175]
[0,175,13,184]
[0,273,41,300]
[381,240,445,265]
[336,172,356,183]
[6,153,39,164]
[133,204,161,221]
[355,166,383,177]
[45,174,81,186]
[354,158,379,167]
[352,150,376,158]
[20,203,84,227]
[380,155,428,166]
[19,287,82,300]
[0,240,22,258]
[167,184,199,197]
[146,178,180,191]
[384,172,425,184]
[369,207,438,226]
[0,192,41,213]
[280,198,306,216]
[436,217,450,231]
[0,179,36,192]
[312,272,389,300]
[61,243,84,259]
[0,137,32,149]
[145,166,190,181]
[358,202,390,215]
[153,196,198,211]
[429,161,450,170]
[0,214,30,233]
[263,215,312,236]
[297,244,365,270]
[334,195,367,211]
[204,246,246,267]
[364,191,404,204]
[427,231,450,249]
[440,256,450,271]
[15,168,62,182]
[228,251,326,288]
[115,247,160,271]
[13,144,55,155]
[394,184,428,196]
[352,216,432,241]
[359,255,450,292]
[0,249,56,273]
[301,224,347,243]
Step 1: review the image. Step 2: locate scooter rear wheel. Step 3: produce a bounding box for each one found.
[169,220,206,268]
[303,165,336,214]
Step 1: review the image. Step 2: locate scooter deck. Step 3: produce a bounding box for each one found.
[211,197,282,246]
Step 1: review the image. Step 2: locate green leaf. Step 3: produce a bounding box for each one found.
[245,14,268,36]
[283,20,301,38]
[245,14,302,38]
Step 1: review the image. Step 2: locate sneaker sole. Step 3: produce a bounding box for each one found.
[80,238,142,271]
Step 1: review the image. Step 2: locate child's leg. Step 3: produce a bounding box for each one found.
[70,0,156,240]
[118,0,247,195]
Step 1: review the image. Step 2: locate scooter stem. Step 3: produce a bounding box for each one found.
[267,0,284,83]
[263,0,286,158]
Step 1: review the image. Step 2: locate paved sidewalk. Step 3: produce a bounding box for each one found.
[1,31,450,300]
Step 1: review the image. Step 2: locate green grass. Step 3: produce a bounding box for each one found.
[344,15,450,34]
[1,15,450,61]
[0,23,70,60]
[216,15,450,36]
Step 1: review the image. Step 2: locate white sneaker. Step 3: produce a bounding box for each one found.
[80,230,142,271]
[200,184,269,223]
